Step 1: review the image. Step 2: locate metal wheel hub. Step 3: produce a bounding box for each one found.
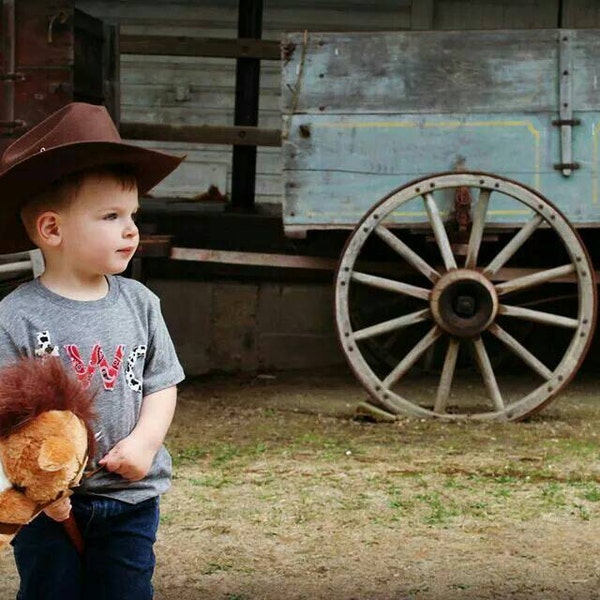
[430,269,498,337]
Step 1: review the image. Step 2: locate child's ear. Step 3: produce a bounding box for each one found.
[36,212,61,247]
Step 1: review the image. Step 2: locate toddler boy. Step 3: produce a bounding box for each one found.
[0,102,186,599]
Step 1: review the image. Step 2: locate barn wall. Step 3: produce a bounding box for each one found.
[74,1,416,374]
[76,0,413,205]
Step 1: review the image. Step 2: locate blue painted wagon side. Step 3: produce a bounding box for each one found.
[281,29,600,234]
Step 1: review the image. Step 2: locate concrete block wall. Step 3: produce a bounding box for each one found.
[147,279,345,375]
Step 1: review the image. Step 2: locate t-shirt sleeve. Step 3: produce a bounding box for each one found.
[142,297,185,396]
[0,297,25,367]
[0,326,21,366]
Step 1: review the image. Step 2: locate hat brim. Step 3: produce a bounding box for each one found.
[0,141,184,254]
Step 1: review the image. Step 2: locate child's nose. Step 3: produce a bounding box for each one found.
[124,219,138,237]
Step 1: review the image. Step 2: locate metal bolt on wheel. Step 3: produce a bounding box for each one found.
[335,172,597,421]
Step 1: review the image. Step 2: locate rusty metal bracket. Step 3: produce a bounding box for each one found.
[453,186,472,238]
[0,72,24,82]
[0,120,24,128]
[552,118,581,127]
[556,31,577,177]
[553,162,580,171]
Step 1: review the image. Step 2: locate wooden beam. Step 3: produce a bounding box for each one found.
[120,122,281,147]
[170,247,338,270]
[169,248,596,283]
[120,34,280,60]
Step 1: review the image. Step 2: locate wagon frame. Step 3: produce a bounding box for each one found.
[281,28,600,420]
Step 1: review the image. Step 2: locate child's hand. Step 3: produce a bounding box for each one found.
[98,434,156,481]
[43,496,72,522]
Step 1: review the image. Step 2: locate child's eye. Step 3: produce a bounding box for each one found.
[103,213,118,221]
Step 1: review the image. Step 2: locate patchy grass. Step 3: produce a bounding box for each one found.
[145,370,600,598]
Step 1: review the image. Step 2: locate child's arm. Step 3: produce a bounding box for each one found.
[99,386,177,481]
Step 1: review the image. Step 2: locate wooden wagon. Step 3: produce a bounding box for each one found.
[281,28,600,421]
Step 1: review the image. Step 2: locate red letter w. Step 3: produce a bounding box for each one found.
[64,344,125,390]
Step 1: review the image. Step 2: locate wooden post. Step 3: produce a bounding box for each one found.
[1,0,16,144]
[103,22,120,125]
[231,0,263,211]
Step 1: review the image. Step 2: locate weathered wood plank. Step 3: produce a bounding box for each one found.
[282,109,600,228]
[170,247,338,270]
[130,139,283,202]
[282,30,576,115]
[121,122,281,147]
[283,29,600,115]
[143,160,229,199]
[121,104,282,129]
[78,1,412,32]
[119,58,282,96]
[120,35,280,60]
[122,84,281,111]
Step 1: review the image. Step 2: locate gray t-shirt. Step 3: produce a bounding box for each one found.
[0,275,185,504]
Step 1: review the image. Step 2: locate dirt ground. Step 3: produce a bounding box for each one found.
[2,367,600,599]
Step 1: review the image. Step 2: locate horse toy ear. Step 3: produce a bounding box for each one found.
[0,357,96,551]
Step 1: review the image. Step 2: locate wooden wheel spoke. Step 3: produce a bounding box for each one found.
[489,323,553,380]
[383,326,441,388]
[471,337,504,411]
[374,226,440,282]
[351,271,430,300]
[495,264,576,296]
[484,214,543,277]
[498,304,579,329]
[434,338,460,414]
[423,192,457,271]
[465,188,491,269]
[353,308,431,341]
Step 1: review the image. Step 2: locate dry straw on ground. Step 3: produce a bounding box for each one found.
[2,368,600,599]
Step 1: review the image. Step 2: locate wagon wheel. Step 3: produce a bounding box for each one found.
[335,172,597,421]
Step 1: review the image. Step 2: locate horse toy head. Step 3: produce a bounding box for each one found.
[0,357,95,549]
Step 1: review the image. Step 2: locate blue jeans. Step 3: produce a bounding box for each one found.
[12,495,159,600]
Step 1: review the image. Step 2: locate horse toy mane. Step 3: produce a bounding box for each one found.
[0,357,96,453]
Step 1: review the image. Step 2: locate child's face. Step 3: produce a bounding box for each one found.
[57,172,139,277]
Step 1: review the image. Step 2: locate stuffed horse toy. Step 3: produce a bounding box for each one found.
[0,357,95,550]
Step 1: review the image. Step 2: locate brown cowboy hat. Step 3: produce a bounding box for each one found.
[0,102,184,253]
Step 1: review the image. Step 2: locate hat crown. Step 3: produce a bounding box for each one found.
[1,103,121,172]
